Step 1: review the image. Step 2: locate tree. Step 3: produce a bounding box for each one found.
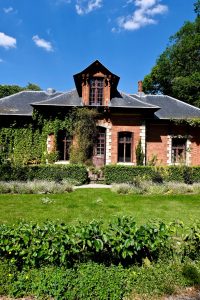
[143,2,200,107]
[194,0,200,16]
[0,85,23,99]
[0,83,41,99]
[26,82,41,91]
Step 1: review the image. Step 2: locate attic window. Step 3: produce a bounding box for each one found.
[89,78,104,106]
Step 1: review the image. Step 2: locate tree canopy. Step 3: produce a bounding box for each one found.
[0,83,41,99]
[143,1,200,107]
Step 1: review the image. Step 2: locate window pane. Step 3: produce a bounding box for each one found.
[89,78,103,106]
[118,143,124,162]
[171,138,186,163]
[125,143,131,162]
[118,132,132,162]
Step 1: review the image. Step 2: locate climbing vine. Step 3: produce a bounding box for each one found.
[171,118,200,127]
[0,107,99,165]
[69,108,99,164]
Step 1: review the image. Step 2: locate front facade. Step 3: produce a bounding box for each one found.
[0,60,200,166]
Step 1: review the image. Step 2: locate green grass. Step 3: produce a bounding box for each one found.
[0,188,200,225]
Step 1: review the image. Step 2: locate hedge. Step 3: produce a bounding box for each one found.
[104,165,200,184]
[0,164,88,184]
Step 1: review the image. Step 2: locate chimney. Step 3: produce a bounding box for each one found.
[137,80,145,97]
[138,80,143,93]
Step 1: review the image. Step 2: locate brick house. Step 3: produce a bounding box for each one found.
[0,60,200,166]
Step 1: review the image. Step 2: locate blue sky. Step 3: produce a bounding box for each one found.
[0,0,196,93]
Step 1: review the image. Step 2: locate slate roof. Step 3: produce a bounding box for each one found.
[110,91,159,110]
[132,94,200,119]
[0,88,200,120]
[0,91,62,116]
[32,90,82,107]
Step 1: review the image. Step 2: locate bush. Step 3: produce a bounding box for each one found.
[0,164,88,184]
[104,165,200,184]
[0,218,187,269]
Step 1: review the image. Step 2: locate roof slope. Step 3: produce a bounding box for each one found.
[133,94,200,119]
[0,91,62,116]
[32,90,82,107]
[110,92,159,110]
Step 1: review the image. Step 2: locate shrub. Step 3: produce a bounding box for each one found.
[104,165,154,184]
[0,164,88,184]
[104,165,200,184]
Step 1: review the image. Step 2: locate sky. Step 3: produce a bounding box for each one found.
[0,0,197,94]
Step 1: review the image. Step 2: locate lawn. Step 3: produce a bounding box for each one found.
[0,188,199,225]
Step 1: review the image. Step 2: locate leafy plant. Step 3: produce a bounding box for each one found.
[135,139,144,166]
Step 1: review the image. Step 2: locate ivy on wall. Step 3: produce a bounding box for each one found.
[0,107,99,165]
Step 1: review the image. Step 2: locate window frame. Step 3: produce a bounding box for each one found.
[117,131,133,163]
[171,137,187,164]
[89,78,104,106]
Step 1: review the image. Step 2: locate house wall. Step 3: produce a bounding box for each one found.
[190,128,200,166]
[146,123,169,165]
[146,122,200,166]
[110,116,142,165]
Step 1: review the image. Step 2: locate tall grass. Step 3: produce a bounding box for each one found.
[112,181,200,195]
[0,180,74,194]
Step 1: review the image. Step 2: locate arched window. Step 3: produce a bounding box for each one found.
[89,78,104,106]
[118,132,132,162]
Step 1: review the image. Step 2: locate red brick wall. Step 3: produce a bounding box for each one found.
[110,116,141,164]
[146,123,200,166]
[190,128,200,166]
[146,123,168,165]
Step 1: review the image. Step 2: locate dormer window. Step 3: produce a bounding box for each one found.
[89,78,104,106]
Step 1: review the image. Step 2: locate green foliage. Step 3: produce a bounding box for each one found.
[2,217,199,270]
[104,165,154,184]
[194,0,200,16]
[0,82,41,98]
[135,139,144,166]
[0,164,88,184]
[26,82,41,91]
[143,12,200,107]
[1,259,200,300]
[0,262,133,300]
[70,108,98,164]
[104,165,200,184]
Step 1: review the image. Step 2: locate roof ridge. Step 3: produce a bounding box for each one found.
[31,89,76,105]
[0,90,50,103]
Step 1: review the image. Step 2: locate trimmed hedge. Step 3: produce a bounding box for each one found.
[0,164,88,184]
[104,165,200,184]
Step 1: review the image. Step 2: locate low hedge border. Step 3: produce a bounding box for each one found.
[104,165,200,184]
[0,164,88,184]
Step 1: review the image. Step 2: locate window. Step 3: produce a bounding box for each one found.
[89,78,104,105]
[171,138,186,164]
[95,127,106,156]
[118,132,132,162]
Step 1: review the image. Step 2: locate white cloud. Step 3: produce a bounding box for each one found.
[0,32,16,49]
[75,0,102,15]
[32,35,54,52]
[117,0,168,31]
[3,7,14,14]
